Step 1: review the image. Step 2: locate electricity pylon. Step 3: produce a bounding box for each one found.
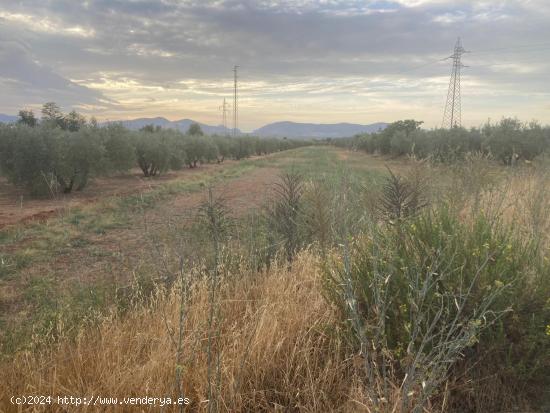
[442,37,468,129]
[219,98,230,136]
[233,65,239,137]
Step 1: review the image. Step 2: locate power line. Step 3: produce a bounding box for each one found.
[473,47,550,57]
[468,55,550,70]
[393,42,549,76]
[470,41,550,55]
[393,56,448,75]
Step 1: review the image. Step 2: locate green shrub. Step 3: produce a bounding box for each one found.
[484,118,547,164]
[345,118,550,165]
[324,202,550,411]
[389,130,412,156]
[265,172,305,262]
[202,136,220,164]
[186,122,204,136]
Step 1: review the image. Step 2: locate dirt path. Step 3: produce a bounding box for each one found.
[62,165,281,279]
[167,166,278,215]
[0,158,259,229]
[0,162,283,341]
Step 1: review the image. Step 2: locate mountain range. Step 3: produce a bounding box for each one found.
[107,117,388,138]
[0,114,18,123]
[0,114,387,138]
[104,117,239,136]
[253,121,388,138]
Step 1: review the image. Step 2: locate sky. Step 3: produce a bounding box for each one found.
[0,0,549,131]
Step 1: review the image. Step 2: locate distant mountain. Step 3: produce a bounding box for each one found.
[1,113,387,138]
[252,121,388,138]
[0,114,17,123]
[104,117,239,135]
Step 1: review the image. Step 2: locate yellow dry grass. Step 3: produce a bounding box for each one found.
[0,252,383,412]
[5,157,546,413]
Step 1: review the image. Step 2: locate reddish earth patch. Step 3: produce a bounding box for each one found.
[0,161,238,229]
[167,166,279,216]
[336,151,351,161]
[57,166,281,280]
[0,163,285,339]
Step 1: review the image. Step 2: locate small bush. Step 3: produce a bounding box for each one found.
[378,168,426,222]
[265,172,305,262]
[344,118,550,165]
[324,201,550,411]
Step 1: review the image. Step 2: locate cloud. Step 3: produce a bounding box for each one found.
[0,0,548,128]
[0,11,95,37]
[0,38,110,113]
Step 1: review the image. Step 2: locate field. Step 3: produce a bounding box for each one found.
[0,157,271,228]
[0,144,549,412]
[0,149,292,348]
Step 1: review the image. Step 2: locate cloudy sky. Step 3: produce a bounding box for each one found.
[0,0,549,131]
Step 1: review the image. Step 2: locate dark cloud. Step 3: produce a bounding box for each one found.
[0,38,109,113]
[0,0,548,127]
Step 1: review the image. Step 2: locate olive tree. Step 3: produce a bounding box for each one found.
[18,110,38,127]
[41,102,66,129]
[163,130,187,170]
[52,128,104,193]
[101,124,136,173]
[212,136,232,163]
[0,124,56,195]
[183,135,201,168]
[187,122,204,136]
[64,110,87,132]
[135,130,171,176]
[0,124,103,195]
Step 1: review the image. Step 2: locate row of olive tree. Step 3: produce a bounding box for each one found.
[0,123,135,195]
[335,118,550,164]
[0,108,310,196]
[134,126,307,175]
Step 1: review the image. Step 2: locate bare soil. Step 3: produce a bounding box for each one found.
[0,161,241,229]
[0,161,282,337]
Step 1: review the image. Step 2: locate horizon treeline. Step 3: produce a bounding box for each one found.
[0,103,311,197]
[333,118,550,164]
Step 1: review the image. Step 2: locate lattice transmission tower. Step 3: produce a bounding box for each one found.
[442,37,468,128]
[219,98,230,136]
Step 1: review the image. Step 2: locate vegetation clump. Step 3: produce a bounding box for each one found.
[336,117,550,164]
[0,102,311,196]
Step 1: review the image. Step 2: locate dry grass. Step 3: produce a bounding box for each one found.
[0,252,391,412]
[4,151,547,412]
